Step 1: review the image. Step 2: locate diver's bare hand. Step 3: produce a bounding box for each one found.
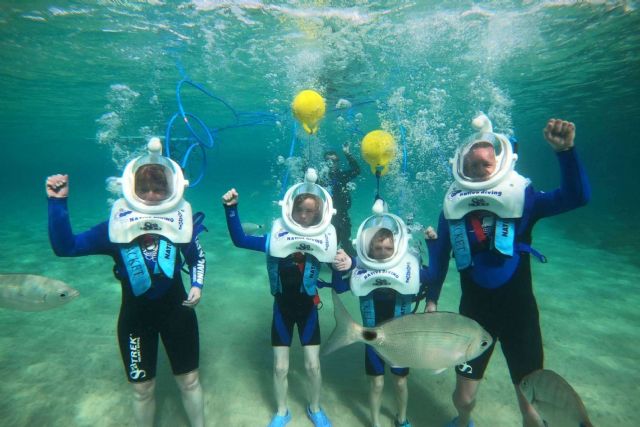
[182,286,201,308]
[424,226,437,240]
[222,188,239,206]
[332,249,352,271]
[46,174,69,198]
[543,119,575,152]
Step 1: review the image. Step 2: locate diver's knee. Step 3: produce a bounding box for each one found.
[176,371,201,393]
[274,362,289,379]
[304,359,320,377]
[370,376,384,394]
[452,382,477,411]
[394,375,407,388]
[132,379,156,401]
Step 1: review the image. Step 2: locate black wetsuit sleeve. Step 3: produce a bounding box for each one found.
[224,204,267,253]
[531,147,591,220]
[48,197,113,257]
[423,213,452,303]
[343,152,361,181]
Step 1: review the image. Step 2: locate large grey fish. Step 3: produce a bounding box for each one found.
[520,369,595,427]
[322,291,493,372]
[0,274,79,311]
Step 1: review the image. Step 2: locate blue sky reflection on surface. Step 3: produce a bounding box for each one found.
[0,1,639,426]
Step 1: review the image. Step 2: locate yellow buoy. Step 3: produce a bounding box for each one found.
[361,130,396,176]
[292,90,326,134]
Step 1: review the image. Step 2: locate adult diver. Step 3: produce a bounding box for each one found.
[425,115,590,427]
[46,138,207,427]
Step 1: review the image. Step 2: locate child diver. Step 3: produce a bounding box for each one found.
[46,138,207,427]
[332,199,438,427]
[222,169,342,427]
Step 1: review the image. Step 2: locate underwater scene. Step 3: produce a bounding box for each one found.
[1,1,639,426]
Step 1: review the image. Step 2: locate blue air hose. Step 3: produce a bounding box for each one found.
[165,76,278,187]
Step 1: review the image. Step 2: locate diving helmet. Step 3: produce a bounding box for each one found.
[120,137,189,214]
[355,200,410,271]
[279,168,335,236]
[451,113,517,190]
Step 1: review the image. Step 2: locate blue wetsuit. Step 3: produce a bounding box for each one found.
[48,198,206,382]
[426,148,590,383]
[225,204,340,346]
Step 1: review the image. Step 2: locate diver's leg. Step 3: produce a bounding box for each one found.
[392,374,409,425]
[451,375,480,427]
[515,384,544,427]
[131,379,156,427]
[117,304,159,427]
[175,370,204,427]
[273,346,291,416]
[369,375,384,427]
[303,344,322,412]
[500,275,544,427]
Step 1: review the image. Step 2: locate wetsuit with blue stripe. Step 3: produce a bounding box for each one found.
[225,204,341,347]
[48,197,206,382]
[426,148,590,384]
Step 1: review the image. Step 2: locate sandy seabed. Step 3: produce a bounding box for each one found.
[1,212,638,427]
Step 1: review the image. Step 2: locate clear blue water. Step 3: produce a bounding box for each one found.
[1,1,639,426]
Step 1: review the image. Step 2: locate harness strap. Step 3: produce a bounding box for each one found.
[449,219,472,270]
[157,239,176,278]
[120,244,152,296]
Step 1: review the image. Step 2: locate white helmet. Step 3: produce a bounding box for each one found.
[451,113,517,190]
[120,137,189,214]
[279,168,335,236]
[355,203,410,271]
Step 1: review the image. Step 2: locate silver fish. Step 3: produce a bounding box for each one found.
[520,369,595,427]
[0,274,79,311]
[241,222,265,235]
[322,291,493,372]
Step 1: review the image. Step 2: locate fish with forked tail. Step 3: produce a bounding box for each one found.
[520,369,595,427]
[0,274,79,311]
[322,291,493,372]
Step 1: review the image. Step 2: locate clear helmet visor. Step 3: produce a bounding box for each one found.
[288,183,326,228]
[132,155,176,206]
[356,214,407,268]
[457,133,503,183]
[453,131,515,189]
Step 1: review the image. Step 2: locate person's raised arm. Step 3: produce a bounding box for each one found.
[46,174,69,198]
[342,143,361,178]
[533,119,591,218]
[543,118,575,152]
[46,174,111,257]
[222,188,266,252]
